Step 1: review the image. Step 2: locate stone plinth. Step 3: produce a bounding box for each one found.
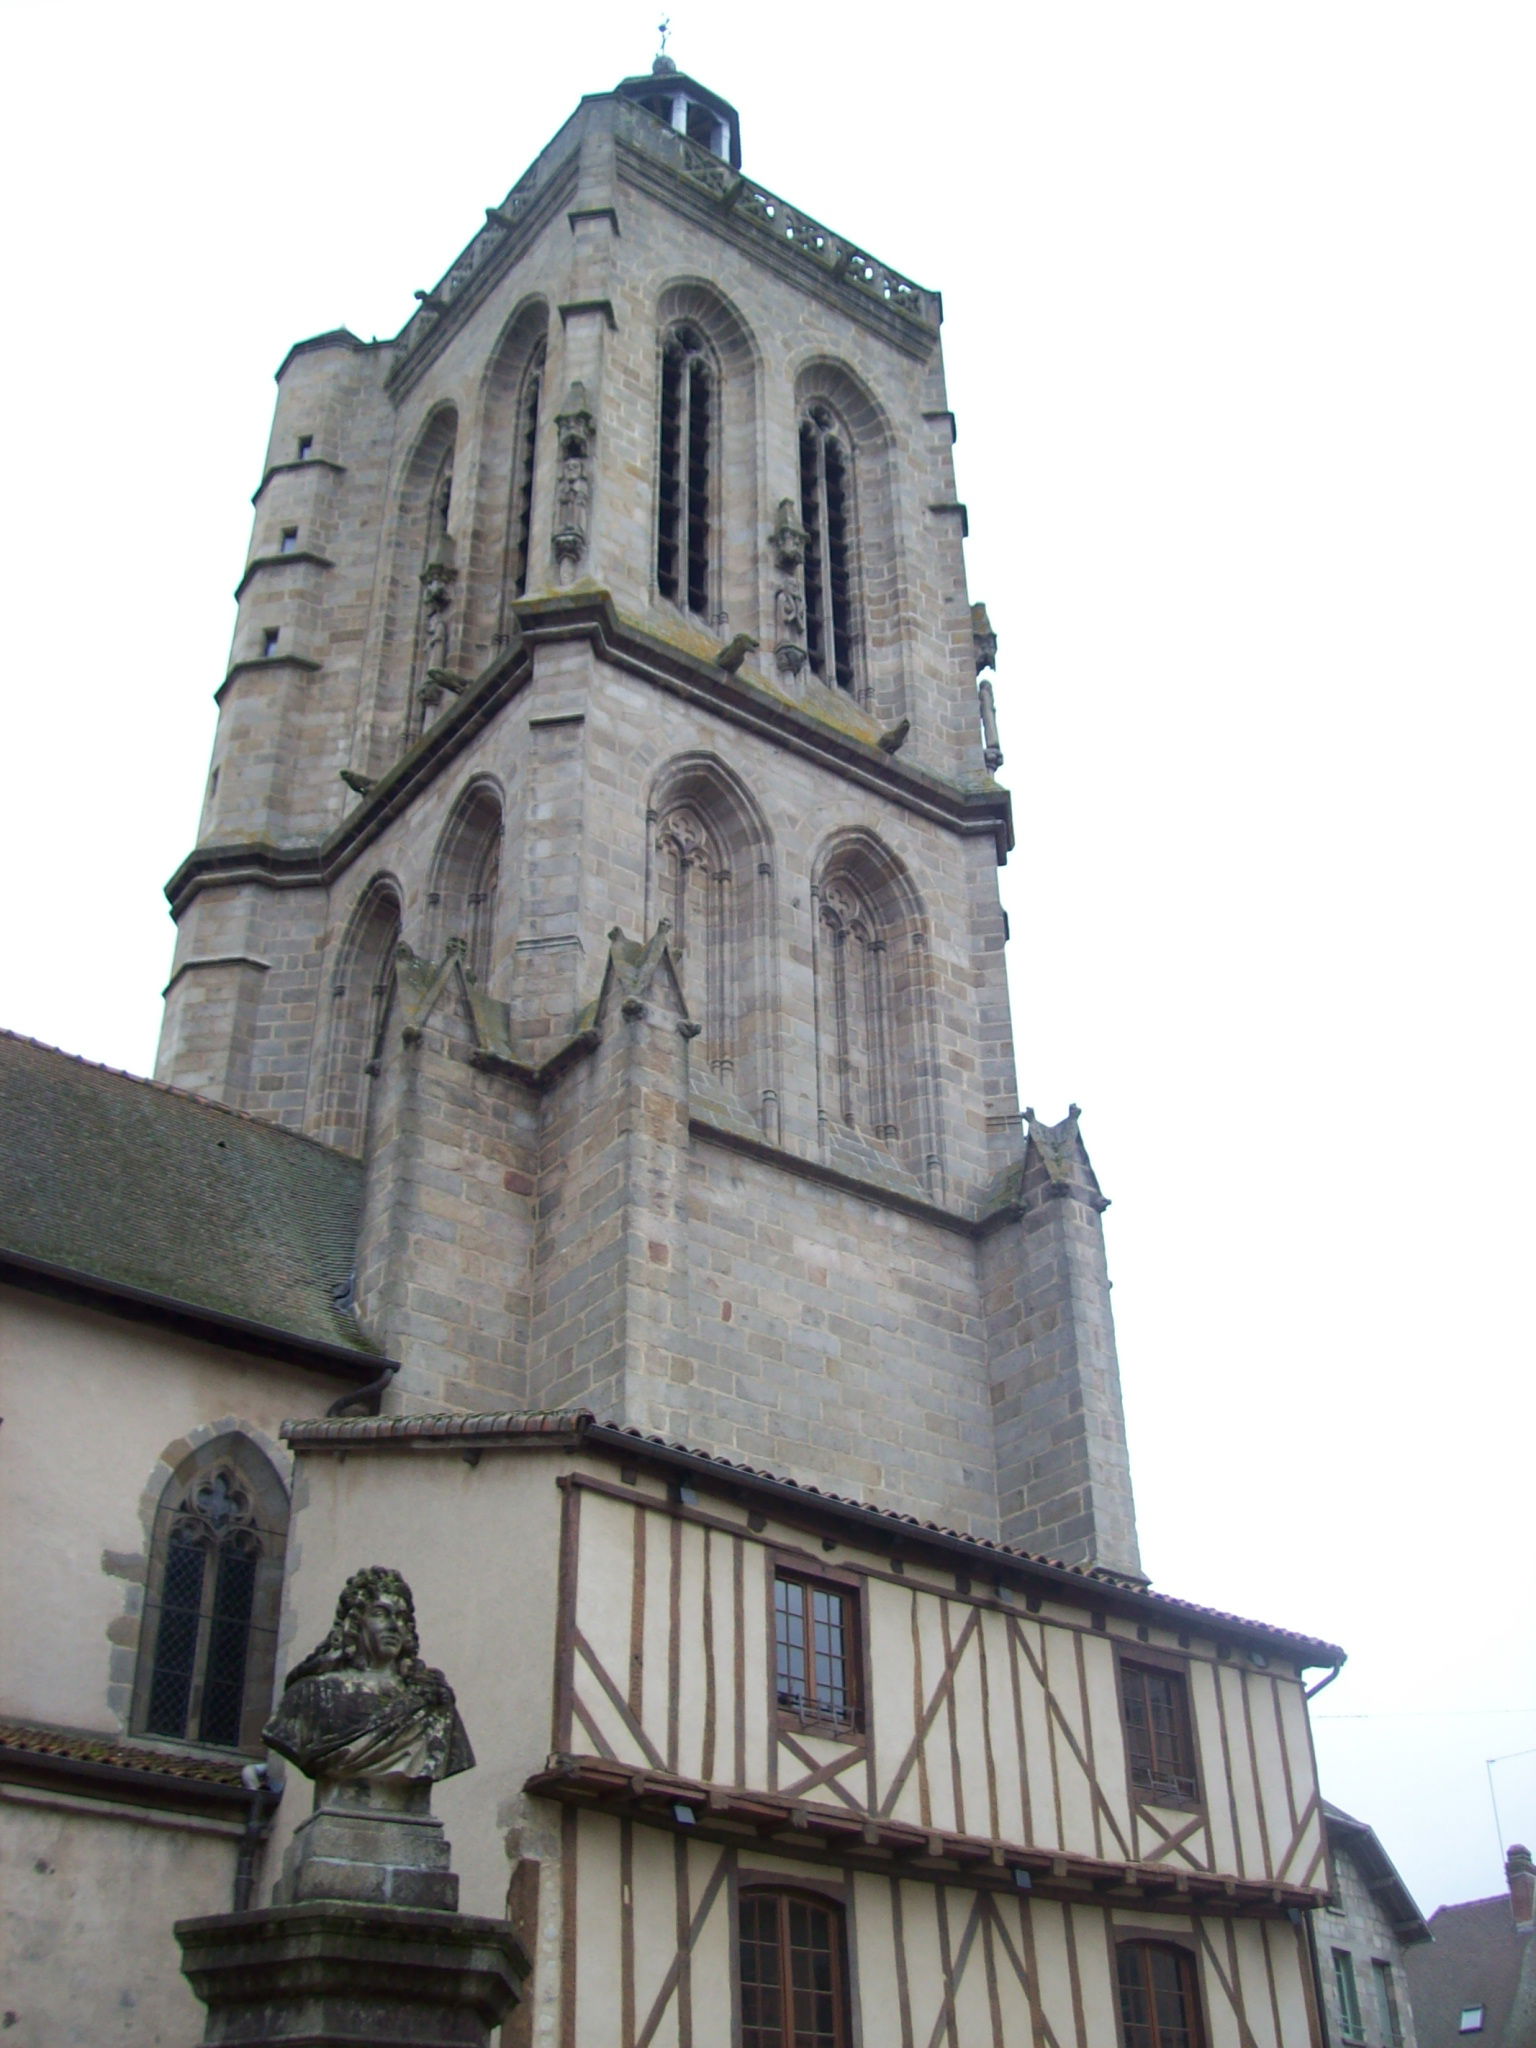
[274,1778,458,1911]
[176,1899,528,2047]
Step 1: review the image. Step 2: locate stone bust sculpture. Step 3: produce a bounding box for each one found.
[264,1565,473,1785]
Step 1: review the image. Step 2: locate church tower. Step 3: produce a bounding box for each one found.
[155,60,1140,1577]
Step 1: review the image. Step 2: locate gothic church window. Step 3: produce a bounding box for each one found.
[657,324,715,616]
[799,404,856,692]
[648,757,776,1120]
[134,1436,289,1752]
[1116,1941,1206,2048]
[738,1890,850,2048]
[812,834,942,1193]
[428,782,503,984]
[507,341,545,603]
[324,879,403,1156]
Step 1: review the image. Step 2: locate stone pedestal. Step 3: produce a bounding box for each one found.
[274,1778,458,1911]
[176,1899,527,2047]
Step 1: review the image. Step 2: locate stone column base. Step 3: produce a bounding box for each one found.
[176,1899,528,2047]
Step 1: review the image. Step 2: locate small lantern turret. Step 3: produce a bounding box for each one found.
[616,54,742,169]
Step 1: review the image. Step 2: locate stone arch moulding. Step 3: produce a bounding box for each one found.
[315,873,405,1156]
[654,278,762,636]
[470,296,551,662]
[426,776,506,987]
[791,356,904,722]
[370,403,461,765]
[645,750,781,1138]
[127,1427,291,1755]
[810,826,944,1198]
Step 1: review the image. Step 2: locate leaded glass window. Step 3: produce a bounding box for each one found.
[135,1438,288,1751]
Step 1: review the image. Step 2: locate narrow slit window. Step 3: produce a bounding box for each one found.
[279,527,298,553]
[261,628,280,657]
[296,435,313,459]
[657,326,713,616]
[739,1891,849,2048]
[509,344,545,601]
[1332,1951,1364,2043]
[774,1572,858,1732]
[799,406,856,692]
[1121,1660,1200,1803]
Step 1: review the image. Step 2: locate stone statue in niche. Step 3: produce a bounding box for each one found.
[264,1564,473,1786]
[552,382,597,584]
[769,499,810,676]
[421,566,454,671]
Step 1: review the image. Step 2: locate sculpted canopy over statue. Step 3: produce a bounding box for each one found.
[264,1566,473,1785]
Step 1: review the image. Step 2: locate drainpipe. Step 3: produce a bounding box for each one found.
[1305,1661,1344,1701]
[233,1761,284,1912]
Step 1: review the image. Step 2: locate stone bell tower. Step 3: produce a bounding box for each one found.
[155,58,1141,1576]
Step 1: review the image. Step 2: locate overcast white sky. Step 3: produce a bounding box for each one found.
[2,2,1531,1917]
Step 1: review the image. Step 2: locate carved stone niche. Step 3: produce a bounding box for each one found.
[175,1567,527,2048]
[552,383,596,583]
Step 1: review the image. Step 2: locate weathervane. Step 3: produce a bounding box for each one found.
[657,15,671,57]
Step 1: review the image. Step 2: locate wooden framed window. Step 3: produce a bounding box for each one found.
[1120,1658,1200,1804]
[134,1436,288,1752]
[1116,1940,1206,2048]
[1331,1949,1364,2043]
[739,1888,849,2048]
[774,1571,860,1733]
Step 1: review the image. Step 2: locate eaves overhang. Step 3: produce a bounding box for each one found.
[281,1409,1347,1670]
[2,1248,389,1389]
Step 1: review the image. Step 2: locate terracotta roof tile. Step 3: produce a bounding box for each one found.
[0,1717,246,1786]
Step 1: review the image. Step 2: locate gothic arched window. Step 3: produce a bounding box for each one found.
[134,1437,289,1752]
[428,781,503,985]
[1116,1941,1206,2048]
[657,324,715,616]
[813,834,943,1195]
[507,340,545,606]
[322,878,403,1155]
[738,1889,850,2048]
[648,756,778,1127]
[799,404,857,693]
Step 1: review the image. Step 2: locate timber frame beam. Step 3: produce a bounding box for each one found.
[526,1754,1325,1921]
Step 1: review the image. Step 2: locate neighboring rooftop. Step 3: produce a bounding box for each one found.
[1404,1849,1536,2047]
[1324,1801,1431,1943]
[0,1032,372,1358]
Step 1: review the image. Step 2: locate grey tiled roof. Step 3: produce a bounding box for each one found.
[0,1031,372,1355]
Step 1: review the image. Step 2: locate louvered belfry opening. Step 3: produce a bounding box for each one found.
[658,325,714,616]
[799,405,856,692]
[509,342,545,600]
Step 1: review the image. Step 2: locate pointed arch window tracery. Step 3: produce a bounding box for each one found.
[134,1438,289,1753]
[656,800,732,1077]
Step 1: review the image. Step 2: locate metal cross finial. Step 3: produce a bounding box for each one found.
[657,15,671,54]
